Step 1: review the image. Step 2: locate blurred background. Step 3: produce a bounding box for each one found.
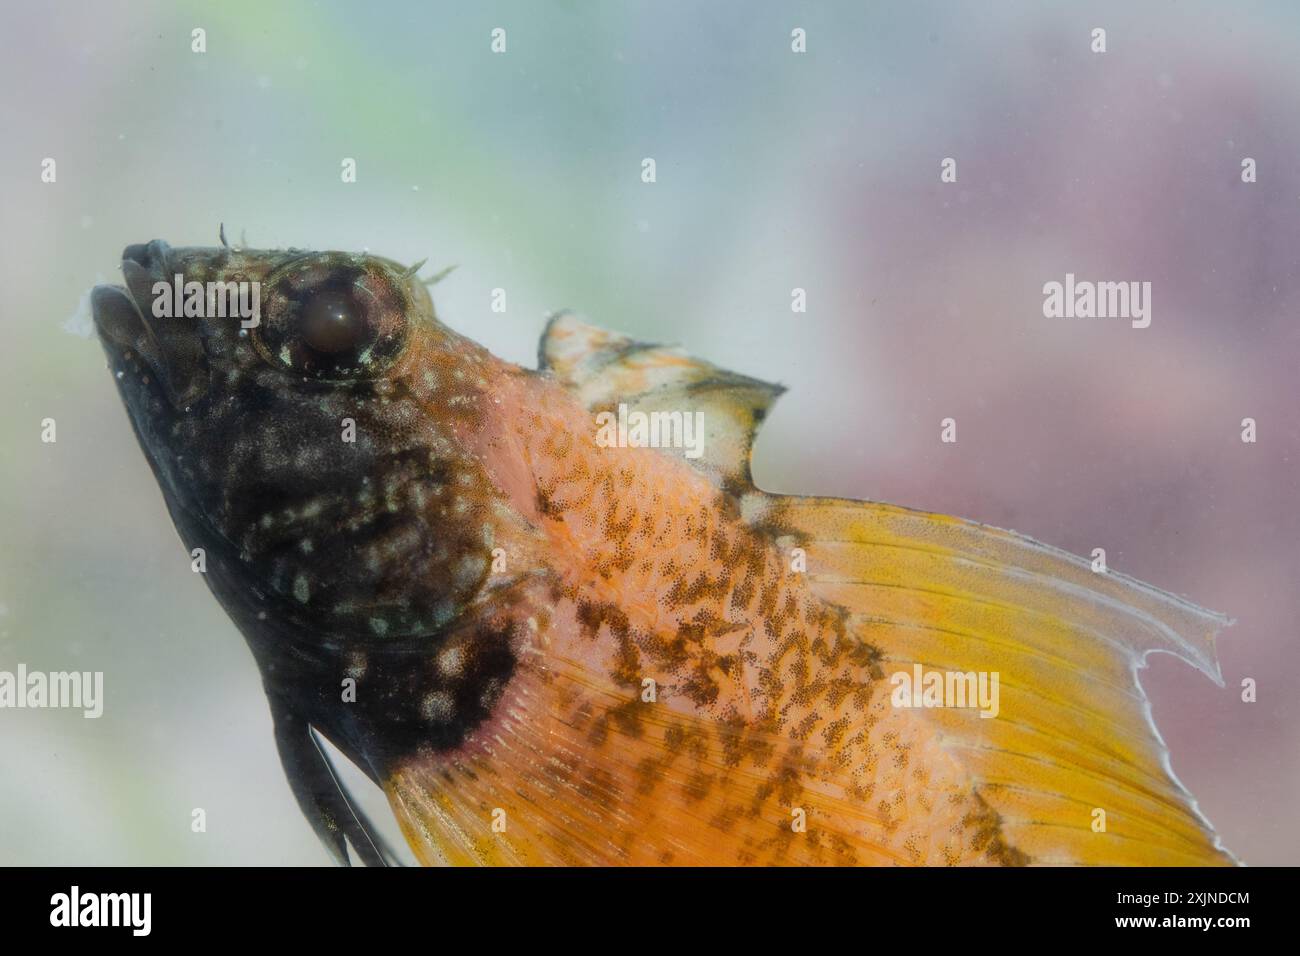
[1,0,1296,865]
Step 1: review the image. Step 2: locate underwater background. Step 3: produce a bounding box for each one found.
[2,0,1297,864]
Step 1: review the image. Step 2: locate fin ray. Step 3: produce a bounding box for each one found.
[538,313,783,485]
[768,494,1235,865]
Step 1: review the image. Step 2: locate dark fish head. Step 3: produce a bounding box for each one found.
[93,240,504,673]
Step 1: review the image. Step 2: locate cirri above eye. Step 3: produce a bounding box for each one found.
[254,257,410,379]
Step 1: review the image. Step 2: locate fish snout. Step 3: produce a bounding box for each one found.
[121,239,173,272]
[93,239,211,408]
[93,241,174,344]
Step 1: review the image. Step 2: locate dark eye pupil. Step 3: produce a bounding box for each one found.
[258,258,409,379]
[301,291,364,354]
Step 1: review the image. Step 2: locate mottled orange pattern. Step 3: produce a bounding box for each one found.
[386,316,1231,866]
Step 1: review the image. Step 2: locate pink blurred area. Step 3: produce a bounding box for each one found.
[751,10,1299,865]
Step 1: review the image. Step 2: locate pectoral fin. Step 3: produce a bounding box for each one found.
[270,697,402,867]
[380,655,911,866]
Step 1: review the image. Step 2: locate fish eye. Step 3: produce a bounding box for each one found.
[300,290,368,354]
[255,258,409,379]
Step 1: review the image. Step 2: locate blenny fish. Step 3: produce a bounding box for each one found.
[92,238,1235,866]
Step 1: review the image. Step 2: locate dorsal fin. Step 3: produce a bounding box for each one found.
[537,312,784,486]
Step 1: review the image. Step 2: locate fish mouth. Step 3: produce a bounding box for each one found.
[92,240,211,407]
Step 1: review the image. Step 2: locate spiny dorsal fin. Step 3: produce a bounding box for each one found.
[538,312,784,486]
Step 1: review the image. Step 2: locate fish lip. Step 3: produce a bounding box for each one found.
[93,240,212,408]
[90,282,147,350]
[92,240,173,351]
[118,239,174,326]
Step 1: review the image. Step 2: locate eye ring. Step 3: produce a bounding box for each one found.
[253,257,410,380]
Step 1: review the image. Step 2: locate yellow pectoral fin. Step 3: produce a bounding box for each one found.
[773,495,1236,866]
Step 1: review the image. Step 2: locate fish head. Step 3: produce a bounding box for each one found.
[92,239,504,658]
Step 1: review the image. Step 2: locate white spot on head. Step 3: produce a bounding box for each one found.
[438,645,465,677]
[421,691,455,722]
[453,553,486,589]
[479,678,503,709]
[345,651,368,679]
[293,575,310,603]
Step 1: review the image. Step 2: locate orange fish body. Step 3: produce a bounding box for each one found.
[93,241,1234,866]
